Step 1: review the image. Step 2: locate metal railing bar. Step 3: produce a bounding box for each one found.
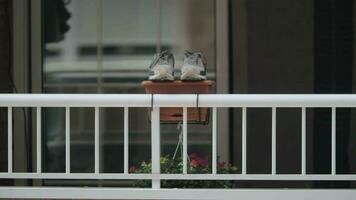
[7,107,12,173]
[2,94,356,107]
[272,107,276,175]
[65,107,70,174]
[124,107,129,174]
[95,107,100,174]
[151,107,160,188]
[242,107,247,175]
[183,107,188,174]
[331,107,336,175]
[301,107,306,175]
[1,187,356,200]
[212,107,217,174]
[1,173,356,180]
[36,107,41,173]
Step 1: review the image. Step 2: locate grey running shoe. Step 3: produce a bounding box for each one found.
[180,50,207,81]
[148,50,175,81]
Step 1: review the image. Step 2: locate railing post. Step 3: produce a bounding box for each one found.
[95,107,100,174]
[65,107,70,174]
[36,107,42,173]
[124,107,129,174]
[272,107,276,175]
[331,107,336,175]
[301,107,306,175]
[212,107,217,174]
[182,107,188,174]
[242,107,247,175]
[151,107,160,188]
[8,107,12,173]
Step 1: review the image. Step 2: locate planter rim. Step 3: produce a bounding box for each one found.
[141,80,215,86]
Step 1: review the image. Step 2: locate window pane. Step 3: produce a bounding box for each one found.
[43,0,216,181]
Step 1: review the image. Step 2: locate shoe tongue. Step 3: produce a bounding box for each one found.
[158,53,170,65]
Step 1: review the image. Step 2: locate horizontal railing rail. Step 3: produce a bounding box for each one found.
[1,94,356,107]
[1,94,356,199]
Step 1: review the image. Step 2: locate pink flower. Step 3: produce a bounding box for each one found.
[198,159,209,168]
[129,166,137,173]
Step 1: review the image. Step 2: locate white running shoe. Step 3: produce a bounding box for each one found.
[148,50,175,81]
[180,50,207,81]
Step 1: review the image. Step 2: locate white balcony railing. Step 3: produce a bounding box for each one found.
[0,94,356,199]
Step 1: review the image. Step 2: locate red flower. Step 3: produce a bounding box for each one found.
[198,159,209,168]
[218,162,226,169]
[191,159,199,167]
[129,166,137,173]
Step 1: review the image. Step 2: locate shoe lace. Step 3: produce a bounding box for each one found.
[149,50,174,69]
[184,50,207,67]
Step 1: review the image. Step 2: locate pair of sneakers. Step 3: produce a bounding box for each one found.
[148,50,207,81]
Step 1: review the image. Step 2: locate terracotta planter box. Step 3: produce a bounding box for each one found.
[142,80,215,123]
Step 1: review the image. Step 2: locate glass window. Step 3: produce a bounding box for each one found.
[43,0,216,182]
[230,0,356,188]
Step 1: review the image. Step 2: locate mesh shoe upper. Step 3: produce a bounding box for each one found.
[180,50,207,81]
[148,50,175,81]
